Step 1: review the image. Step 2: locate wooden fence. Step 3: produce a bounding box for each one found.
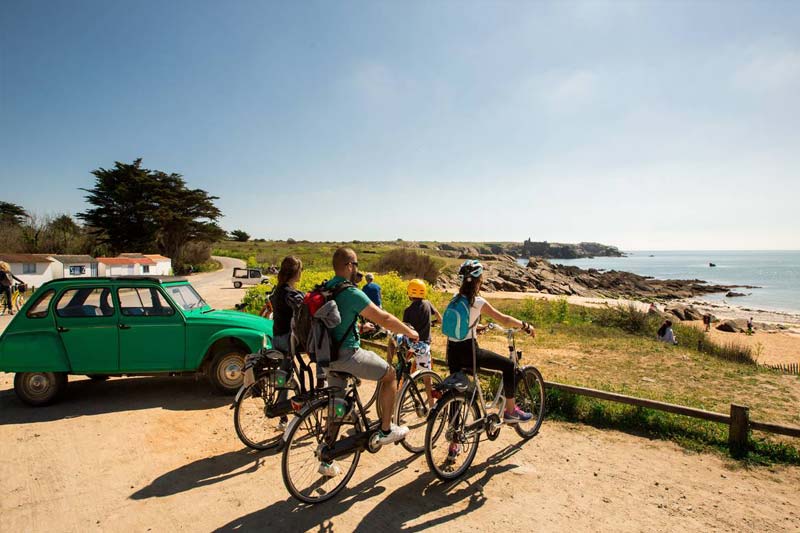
[361,339,800,458]
[762,362,800,375]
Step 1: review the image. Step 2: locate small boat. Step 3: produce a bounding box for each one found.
[709,262,716,267]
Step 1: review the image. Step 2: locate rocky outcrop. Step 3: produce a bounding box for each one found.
[435,256,735,300]
[717,319,746,333]
[431,240,623,260]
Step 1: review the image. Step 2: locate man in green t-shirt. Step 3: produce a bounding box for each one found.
[322,247,419,473]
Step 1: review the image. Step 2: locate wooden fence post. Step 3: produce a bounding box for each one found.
[729,404,750,458]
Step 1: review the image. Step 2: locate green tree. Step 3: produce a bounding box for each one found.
[0,201,29,225]
[230,229,250,242]
[78,159,226,266]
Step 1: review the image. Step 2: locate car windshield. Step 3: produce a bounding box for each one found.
[165,284,208,311]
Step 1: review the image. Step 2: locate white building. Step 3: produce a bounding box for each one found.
[143,254,172,276]
[48,255,98,278]
[97,257,156,276]
[0,253,54,289]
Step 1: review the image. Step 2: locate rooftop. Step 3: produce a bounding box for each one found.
[49,254,97,264]
[97,257,156,265]
[0,253,53,263]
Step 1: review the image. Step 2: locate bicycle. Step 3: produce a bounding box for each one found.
[280,338,442,503]
[424,327,545,481]
[0,283,26,316]
[232,333,382,451]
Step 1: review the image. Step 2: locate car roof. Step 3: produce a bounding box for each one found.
[37,276,188,289]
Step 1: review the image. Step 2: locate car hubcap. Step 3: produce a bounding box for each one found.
[217,354,243,388]
[27,374,51,398]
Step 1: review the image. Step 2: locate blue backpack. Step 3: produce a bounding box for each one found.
[442,294,478,340]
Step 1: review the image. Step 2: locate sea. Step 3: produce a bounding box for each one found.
[517,251,800,315]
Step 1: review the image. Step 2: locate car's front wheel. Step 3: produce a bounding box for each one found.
[209,349,246,394]
[14,372,68,406]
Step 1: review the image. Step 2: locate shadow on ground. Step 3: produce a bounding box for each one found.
[0,376,230,425]
[131,447,279,499]
[213,443,523,532]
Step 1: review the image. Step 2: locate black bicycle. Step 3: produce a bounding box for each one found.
[280,337,443,504]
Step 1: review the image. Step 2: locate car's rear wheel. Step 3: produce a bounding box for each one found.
[233,281,243,289]
[209,349,246,394]
[14,372,68,406]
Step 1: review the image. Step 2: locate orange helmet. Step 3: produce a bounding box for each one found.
[407,279,426,299]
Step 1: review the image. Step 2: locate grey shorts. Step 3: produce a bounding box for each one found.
[326,347,389,391]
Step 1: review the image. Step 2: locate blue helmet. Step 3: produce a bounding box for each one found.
[458,259,483,283]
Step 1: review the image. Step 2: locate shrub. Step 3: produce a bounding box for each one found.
[594,304,655,334]
[180,241,212,266]
[374,248,444,284]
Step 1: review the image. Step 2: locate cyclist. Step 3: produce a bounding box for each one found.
[446,259,536,424]
[321,247,419,476]
[0,261,23,315]
[399,279,441,406]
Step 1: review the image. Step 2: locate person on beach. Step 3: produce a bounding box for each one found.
[703,314,712,332]
[747,317,754,335]
[657,320,678,345]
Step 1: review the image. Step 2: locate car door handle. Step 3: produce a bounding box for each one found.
[57,326,69,333]
[119,323,131,330]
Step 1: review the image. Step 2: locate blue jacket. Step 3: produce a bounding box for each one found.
[362,282,382,308]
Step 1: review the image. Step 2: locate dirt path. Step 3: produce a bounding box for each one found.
[1,373,798,532]
[188,255,247,310]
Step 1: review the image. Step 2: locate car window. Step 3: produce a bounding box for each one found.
[165,284,207,311]
[233,269,247,279]
[118,287,175,317]
[249,270,261,278]
[26,290,55,319]
[56,288,115,317]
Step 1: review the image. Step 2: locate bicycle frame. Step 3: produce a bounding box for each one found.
[455,328,522,439]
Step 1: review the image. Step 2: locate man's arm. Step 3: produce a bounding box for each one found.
[429,302,442,322]
[361,303,418,341]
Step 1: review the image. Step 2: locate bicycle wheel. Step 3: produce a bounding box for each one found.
[281,399,361,504]
[514,366,546,439]
[396,370,443,453]
[13,293,25,312]
[233,374,298,450]
[424,391,481,481]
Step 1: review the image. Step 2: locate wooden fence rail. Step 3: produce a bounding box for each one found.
[360,339,800,457]
[762,362,800,375]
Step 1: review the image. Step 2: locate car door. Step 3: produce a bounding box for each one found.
[54,286,120,373]
[116,286,186,371]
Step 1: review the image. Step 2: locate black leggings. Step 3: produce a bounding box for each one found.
[447,339,517,396]
[1,286,11,310]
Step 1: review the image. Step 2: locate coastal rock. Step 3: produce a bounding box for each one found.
[726,291,747,298]
[436,255,735,300]
[716,319,744,333]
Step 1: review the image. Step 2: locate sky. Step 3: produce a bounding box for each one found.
[1,0,799,250]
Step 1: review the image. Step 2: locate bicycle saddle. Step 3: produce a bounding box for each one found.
[435,371,471,393]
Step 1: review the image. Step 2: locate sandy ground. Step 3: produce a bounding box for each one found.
[484,291,800,366]
[1,373,799,533]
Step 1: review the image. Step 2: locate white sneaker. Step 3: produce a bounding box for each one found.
[377,424,409,445]
[318,461,341,477]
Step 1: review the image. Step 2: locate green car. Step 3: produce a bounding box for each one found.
[0,276,272,406]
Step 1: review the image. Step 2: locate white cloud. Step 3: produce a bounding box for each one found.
[734,48,800,92]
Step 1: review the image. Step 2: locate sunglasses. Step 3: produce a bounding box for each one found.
[348,261,359,267]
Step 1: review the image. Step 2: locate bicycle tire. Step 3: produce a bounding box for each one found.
[234,374,299,451]
[13,293,25,312]
[424,391,481,481]
[514,366,546,439]
[396,370,443,454]
[361,378,381,416]
[281,399,361,504]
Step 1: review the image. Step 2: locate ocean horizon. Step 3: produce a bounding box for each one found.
[517,250,800,315]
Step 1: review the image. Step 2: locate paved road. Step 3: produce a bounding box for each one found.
[188,255,247,310]
[0,255,247,335]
